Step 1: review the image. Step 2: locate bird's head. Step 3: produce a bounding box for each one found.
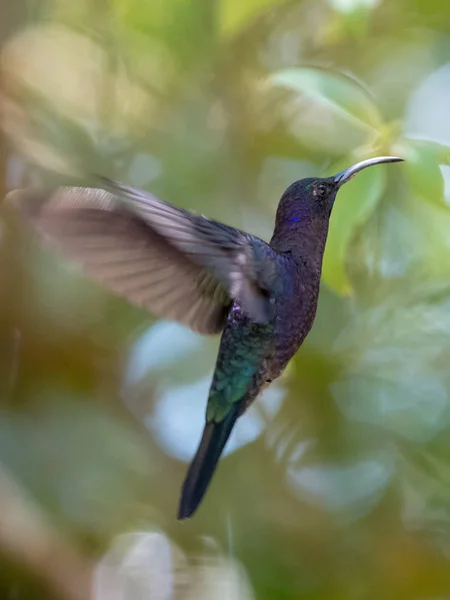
[275,156,403,229]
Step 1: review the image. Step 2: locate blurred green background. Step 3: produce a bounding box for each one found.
[2,0,450,598]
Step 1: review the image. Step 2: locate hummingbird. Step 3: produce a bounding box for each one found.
[6,156,403,519]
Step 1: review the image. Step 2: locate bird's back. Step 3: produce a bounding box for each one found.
[207,253,321,419]
[207,302,274,420]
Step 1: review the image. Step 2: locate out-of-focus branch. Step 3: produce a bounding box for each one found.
[0,464,92,600]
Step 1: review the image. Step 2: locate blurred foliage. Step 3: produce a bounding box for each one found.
[2,0,450,599]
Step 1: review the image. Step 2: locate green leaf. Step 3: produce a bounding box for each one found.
[269,67,383,131]
[323,159,386,295]
[402,139,446,206]
[219,0,287,37]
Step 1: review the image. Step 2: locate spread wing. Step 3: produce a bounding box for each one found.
[6,183,276,334]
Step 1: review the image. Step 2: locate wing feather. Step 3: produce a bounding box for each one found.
[7,183,276,334]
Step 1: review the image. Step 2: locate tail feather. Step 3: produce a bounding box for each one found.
[178,404,240,519]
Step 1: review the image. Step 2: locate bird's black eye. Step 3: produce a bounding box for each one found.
[316,183,327,197]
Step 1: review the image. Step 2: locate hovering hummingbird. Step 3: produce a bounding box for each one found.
[7,156,403,519]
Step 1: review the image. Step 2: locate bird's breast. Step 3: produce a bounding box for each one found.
[270,264,321,372]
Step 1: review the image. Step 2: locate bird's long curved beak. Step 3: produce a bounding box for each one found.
[333,156,404,187]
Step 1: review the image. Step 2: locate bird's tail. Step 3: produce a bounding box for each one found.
[178,404,240,520]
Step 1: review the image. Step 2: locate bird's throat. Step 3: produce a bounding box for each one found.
[269,215,330,271]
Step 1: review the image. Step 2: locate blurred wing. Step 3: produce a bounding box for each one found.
[7,185,275,334]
